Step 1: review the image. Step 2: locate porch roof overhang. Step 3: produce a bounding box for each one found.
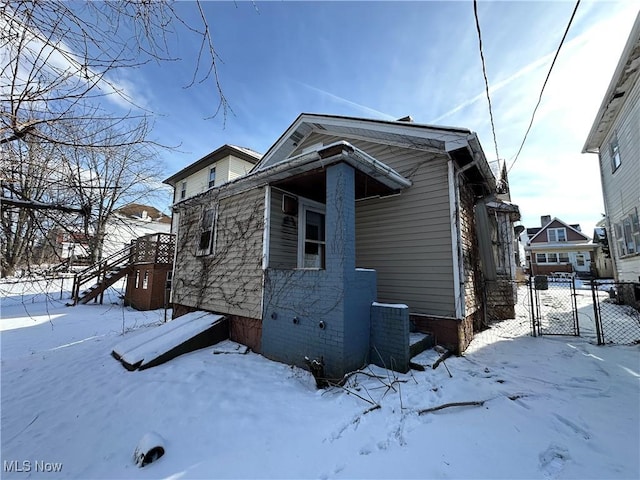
[485,198,521,222]
[173,141,411,210]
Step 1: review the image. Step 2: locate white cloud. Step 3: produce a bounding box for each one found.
[295,81,396,120]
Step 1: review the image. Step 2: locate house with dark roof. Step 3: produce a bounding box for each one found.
[165,113,521,378]
[522,215,596,277]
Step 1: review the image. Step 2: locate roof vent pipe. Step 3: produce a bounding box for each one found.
[397,115,413,123]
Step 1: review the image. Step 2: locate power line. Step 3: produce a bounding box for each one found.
[473,0,500,163]
[508,0,581,172]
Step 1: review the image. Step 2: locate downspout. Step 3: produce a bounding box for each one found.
[169,204,181,319]
[259,186,271,319]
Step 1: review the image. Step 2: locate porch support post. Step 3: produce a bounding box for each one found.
[325,162,355,274]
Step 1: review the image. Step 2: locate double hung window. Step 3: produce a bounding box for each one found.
[547,228,567,242]
[197,206,217,256]
[298,204,325,269]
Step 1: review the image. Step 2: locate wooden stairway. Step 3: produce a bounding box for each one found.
[70,246,134,305]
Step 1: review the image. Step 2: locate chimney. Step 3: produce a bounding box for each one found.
[541,215,551,227]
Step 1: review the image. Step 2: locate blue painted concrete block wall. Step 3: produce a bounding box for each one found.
[370,304,410,373]
[262,162,376,379]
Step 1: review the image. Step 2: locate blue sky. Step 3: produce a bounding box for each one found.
[107,1,639,235]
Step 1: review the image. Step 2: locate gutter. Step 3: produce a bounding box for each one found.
[172,141,411,210]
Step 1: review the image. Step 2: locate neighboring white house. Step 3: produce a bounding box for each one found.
[583,12,640,283]
[163,144,262,231]
[522,216,597,277]
[54,204,171,262]
[101,204,172,258]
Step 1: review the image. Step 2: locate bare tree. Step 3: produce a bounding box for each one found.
[1,0,227,147]
[1,1,227,276]
[61,118,165,264]
[0,134,72,276]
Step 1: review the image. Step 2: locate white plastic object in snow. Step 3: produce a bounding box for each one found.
[133,432,165,467]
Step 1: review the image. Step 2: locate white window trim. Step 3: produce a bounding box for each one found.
[535,252,570,264]
[610,134,621,172]
[547,227,567,243]
[297,198,326,269]
[180,181,187,200]
[196,204,219,257]
[208,167,217,189]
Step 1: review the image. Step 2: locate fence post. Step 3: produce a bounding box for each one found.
[528,276,537,337]
[572,277,580,336]
[590,281,604,345]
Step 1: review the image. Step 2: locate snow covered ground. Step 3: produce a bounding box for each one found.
[1,278,639,479]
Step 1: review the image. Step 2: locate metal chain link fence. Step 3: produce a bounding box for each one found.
[591,281,640,346]
[478,277,640,347]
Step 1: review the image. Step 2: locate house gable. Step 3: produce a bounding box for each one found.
[254,113,497,195]
[529,218,589,244]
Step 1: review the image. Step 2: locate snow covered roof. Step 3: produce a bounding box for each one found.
[114,203,171,224]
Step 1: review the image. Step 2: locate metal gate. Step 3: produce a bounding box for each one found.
[529,275,580,337]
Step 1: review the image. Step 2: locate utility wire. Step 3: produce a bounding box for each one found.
[508,0,581,172]
[473,0,500,164]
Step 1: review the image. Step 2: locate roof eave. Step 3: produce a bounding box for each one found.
[163,144,262,186]
[583,12,640,153]
[173,142,410,209]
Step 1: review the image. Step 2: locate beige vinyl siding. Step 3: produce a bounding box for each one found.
[268,188,298,268]
[295,132,456,317]
[172,155,256,204]
[228,156,254,181]
[599,74,640,281]
[173,187,265,319]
